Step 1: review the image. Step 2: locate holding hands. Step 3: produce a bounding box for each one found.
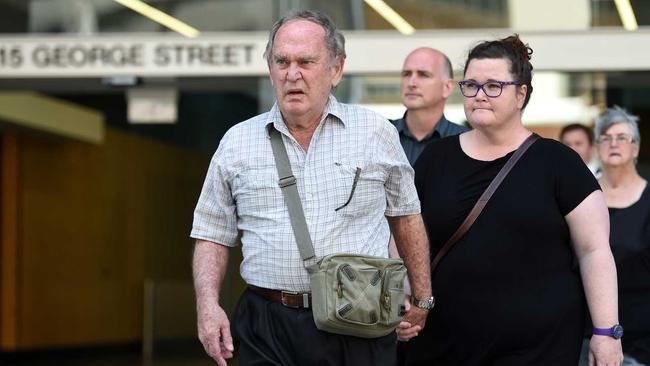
[396,297,426,342]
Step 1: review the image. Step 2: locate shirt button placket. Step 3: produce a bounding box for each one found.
[303,162,313,206]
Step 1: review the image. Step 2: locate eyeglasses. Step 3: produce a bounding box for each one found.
[335,167,361,211]
[458,80,521,98]
[597,134,635,145]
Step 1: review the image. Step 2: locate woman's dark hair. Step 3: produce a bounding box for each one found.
[463,34,534,109]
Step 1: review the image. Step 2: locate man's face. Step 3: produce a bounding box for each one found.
[400,49,452,111]
[268,20,343,122]
[561,129,593,164]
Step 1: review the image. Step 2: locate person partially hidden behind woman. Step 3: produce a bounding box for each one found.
[594,107,650,365]
[398,34,624,366]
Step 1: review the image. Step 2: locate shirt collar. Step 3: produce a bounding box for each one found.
[397,111,451,141]
[265,94,345,137]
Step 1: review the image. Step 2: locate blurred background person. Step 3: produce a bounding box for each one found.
[400,34,623,366]
[392,47,468,166]
[595,106,650,365]
[560,123,600,177]
[390,47,468,284]
[391,47,468,365]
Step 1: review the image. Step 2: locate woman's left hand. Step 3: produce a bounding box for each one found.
[589,336,623,366]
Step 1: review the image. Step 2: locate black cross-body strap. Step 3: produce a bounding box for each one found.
[269,127,316,261]
[430,133,540,274]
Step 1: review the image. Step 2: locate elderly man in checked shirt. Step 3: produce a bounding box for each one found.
[191,10,432,366]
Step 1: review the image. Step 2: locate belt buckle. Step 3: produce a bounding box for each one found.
[280,290,301,308]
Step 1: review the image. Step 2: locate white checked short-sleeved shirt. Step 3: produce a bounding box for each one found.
[191,95,420,292]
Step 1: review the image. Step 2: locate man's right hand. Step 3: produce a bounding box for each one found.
[197,303,234,366]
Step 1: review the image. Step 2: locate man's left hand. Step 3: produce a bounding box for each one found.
[396,296,421,341]
[401,304,428,331]
[396,320,420,341]
[397,304,428,341]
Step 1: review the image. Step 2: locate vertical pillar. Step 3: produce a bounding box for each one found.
[1,132,19,350]
[67,0,98,35]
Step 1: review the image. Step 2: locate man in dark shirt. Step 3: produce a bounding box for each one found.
[392,47,468,165]
[391,48,468,361]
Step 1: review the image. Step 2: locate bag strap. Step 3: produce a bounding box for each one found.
[430,133,540,274]
[269,127,316,261]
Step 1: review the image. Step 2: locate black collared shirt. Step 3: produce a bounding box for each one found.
[391,113,468,166]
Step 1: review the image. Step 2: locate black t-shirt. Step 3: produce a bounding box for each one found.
[610,185,650,263]
[610,185,650,355]
[411,134,600,359]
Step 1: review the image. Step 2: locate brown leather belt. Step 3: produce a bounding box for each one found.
[248,285,311,309]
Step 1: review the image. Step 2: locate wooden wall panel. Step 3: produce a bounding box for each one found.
[16,128,210,348]
[1,132,19,350]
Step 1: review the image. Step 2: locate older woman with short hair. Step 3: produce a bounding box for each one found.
[595,106,650,365]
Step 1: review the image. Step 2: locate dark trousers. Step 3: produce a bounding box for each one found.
[232,288,398,366]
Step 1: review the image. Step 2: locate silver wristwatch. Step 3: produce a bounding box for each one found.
[411,295,435,310]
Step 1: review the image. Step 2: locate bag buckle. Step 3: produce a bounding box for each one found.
[278,175,296,188]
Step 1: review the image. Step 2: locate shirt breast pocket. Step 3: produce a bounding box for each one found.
[333,162,385,218]
[233,167,283,216]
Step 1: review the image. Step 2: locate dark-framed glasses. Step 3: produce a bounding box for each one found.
[597,134,634,145]
[458,80,521,98]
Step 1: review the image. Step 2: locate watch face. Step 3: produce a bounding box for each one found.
[421,296,435,309]
[613,324,624,339]
[411,295,436,309]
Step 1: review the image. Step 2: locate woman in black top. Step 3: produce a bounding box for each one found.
[398,35,623,366]
[595,107,650,364]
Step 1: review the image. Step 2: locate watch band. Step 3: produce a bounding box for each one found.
[592,324,624,339]
[410,295,435,310]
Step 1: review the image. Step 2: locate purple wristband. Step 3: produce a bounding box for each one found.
[592,324,624,339]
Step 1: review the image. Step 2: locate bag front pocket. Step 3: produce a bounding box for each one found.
[380,266,406,325]
[334,264,382,325]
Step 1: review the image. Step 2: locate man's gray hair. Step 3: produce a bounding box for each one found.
[595,105,641,145]
[263,10,346,65]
